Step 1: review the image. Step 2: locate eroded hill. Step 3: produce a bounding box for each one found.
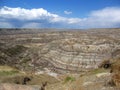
[0,28,120,74]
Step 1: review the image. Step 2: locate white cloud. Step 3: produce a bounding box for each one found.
[64,11,72,15]
[87,7,120,28]
[0,6,120,28]
[0,6,58,20]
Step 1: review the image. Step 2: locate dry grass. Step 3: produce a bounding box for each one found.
[0,65,58,86]
[0,65,18,71]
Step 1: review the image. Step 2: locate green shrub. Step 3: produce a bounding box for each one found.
[64,76,75,83]
[91,68,107,74]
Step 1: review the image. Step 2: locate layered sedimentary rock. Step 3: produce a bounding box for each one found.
[39,31,120,73]
[0,28,120,73]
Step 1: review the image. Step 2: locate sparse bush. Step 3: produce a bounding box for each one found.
[64,76,75,83]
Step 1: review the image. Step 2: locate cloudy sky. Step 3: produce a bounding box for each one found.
[0,0,120,28]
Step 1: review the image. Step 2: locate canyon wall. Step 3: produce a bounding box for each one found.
[0,28,120,74]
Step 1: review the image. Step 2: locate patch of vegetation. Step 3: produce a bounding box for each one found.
[91,68,107,74]
[0,70,19,76]
[0,66,20,77]
[64,76,75,83]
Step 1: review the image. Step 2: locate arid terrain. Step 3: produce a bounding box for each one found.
[0,28,120,90]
